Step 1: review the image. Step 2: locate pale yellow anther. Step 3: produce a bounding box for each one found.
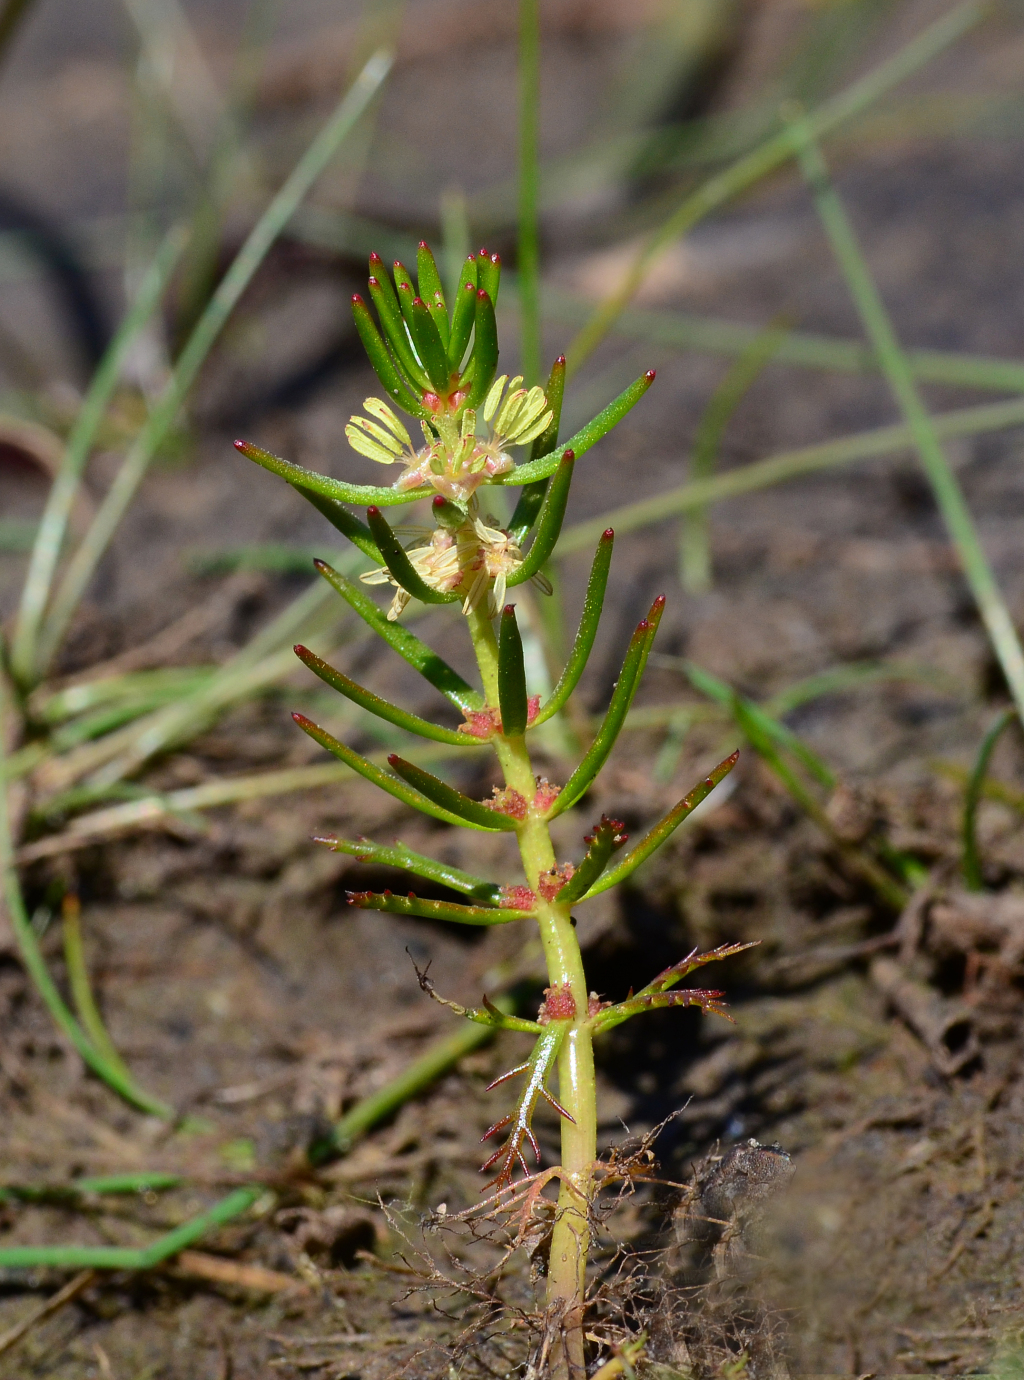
[363,397,411,448]
[483,374,508,424]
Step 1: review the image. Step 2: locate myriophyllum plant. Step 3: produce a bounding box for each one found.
[237,243,748,1377]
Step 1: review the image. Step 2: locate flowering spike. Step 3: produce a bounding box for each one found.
[364,506,461,608]
[549,595,666,818]
[498,604,529,737]
[387,754,520,831]
[293,644,477,746]
[555,815,628,904]
[533,528,615,725]
[508,451,574,587]
[579,751,741,901]
[466,289,499,410]
[312,559,482,712]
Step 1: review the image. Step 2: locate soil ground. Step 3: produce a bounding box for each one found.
[4,1,1024,1375]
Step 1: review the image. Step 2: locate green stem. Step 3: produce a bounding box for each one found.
[10,227,186,689]
[465,594,592,1379]
[962,707,1016,891]
[35,50,392,678]
[518,0,542,386]
[791,120,1024,727]
[564,0,983,374]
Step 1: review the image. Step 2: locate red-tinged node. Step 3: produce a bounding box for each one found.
[645,369,656,382]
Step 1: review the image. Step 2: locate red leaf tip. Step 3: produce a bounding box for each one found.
[645,369,657,382]
[502,603,516,617]
[418,239,429,249]
[603,528,614,539]
[367,505,381,518]
[562,449,575,463]
[351,292,364,304]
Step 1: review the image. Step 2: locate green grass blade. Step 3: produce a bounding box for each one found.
[322,835,503,904]
[508,450,574,587]
[681,319,790,593]
[509,370,655,486]
[549,595,664,816]
[10,227,187,688]
[684,659,835,788]
[545,288,1024,395]
[293,714,476,827]
[582,751,739,900]
[555,394,1024,557]
[564,1,984,372]
[534,529,614,725]
[314,559,482,712]
[0,702,173,1118]
[36,50,393,678]
[293,644,476,746]
[518,0,541,384]
[0,1186,261,1269]
[962,707,1016,891]
[387,754,519,830]
[791,119,1024,726]
[61,897,139,1087]
[365,506,460,605]
[498,604,529,737]
[346,890,529,924]
[322,993,518,1158]
[235,437,427,509]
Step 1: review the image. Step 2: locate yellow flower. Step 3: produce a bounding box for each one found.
[344,377,553,506]
[359,527,463,622]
